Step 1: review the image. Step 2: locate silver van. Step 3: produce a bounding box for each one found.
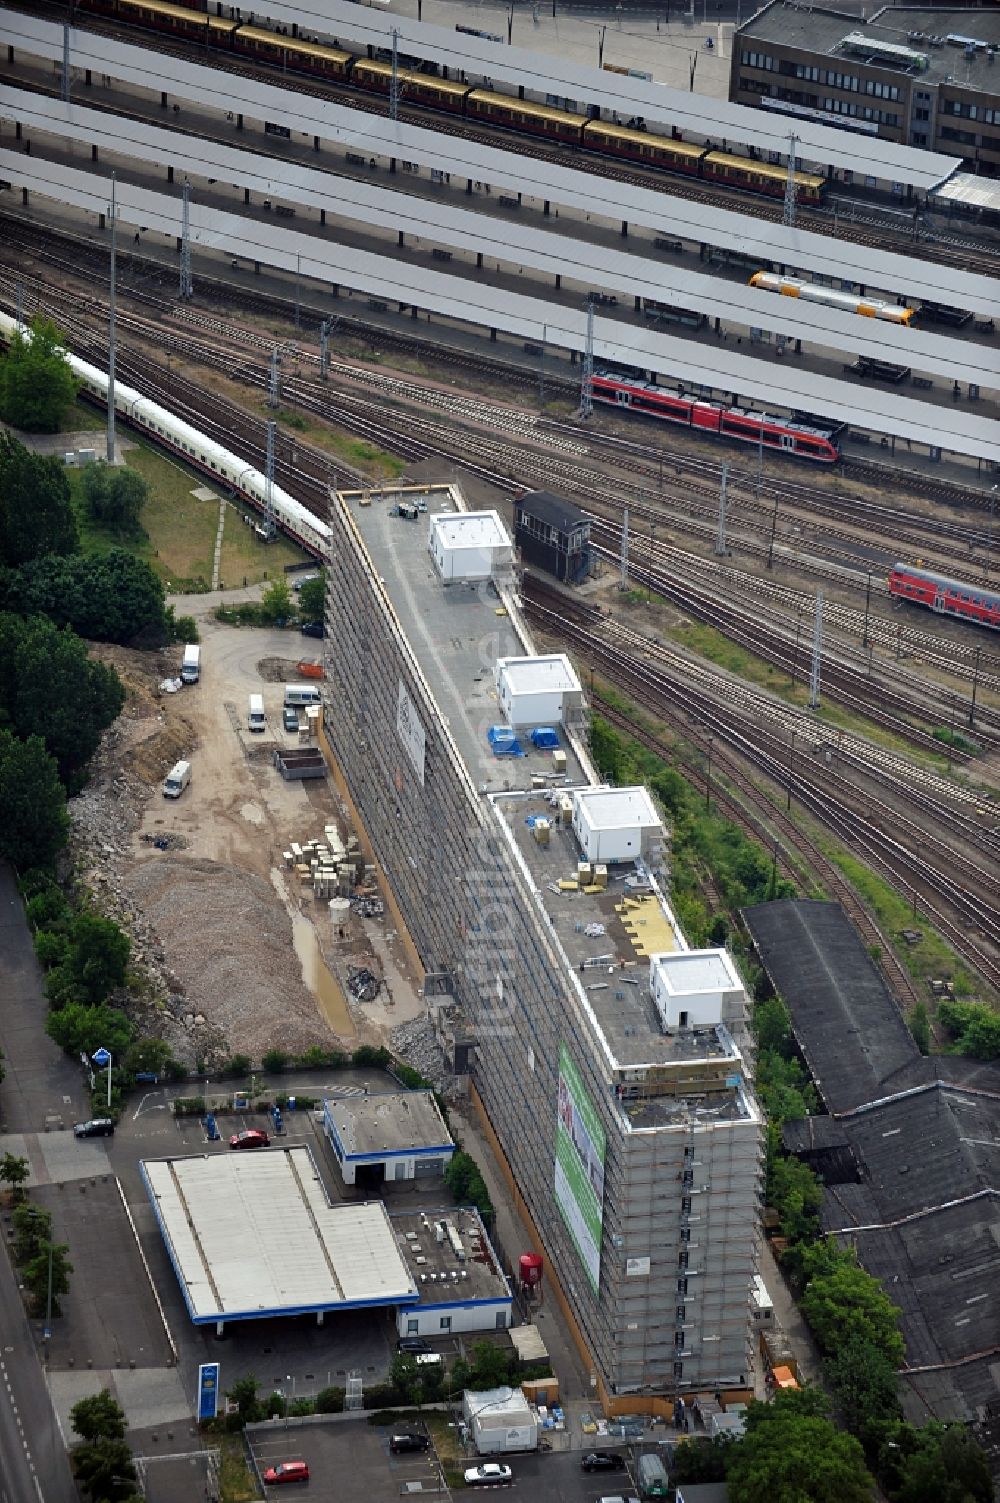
[163,760,191,799]
[284,684,322,708]
[248,693,266,732]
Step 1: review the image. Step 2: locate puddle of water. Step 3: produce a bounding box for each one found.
[290,910,356,1038]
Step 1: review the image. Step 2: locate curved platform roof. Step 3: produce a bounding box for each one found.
[11,92,997,390]
[6,150,1000,463]
[204,0,962,189]
[7,17,990,313]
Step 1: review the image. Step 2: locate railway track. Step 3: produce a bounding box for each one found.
[521,581,1000,994]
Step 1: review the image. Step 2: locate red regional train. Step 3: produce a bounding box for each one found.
[591,372,843,464]
[888,563,1000,630]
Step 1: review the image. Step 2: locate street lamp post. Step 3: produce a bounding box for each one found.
[92,1046,112,1110]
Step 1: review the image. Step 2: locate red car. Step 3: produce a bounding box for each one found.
[263,1460,309,1485]
[230,1129,270,1150]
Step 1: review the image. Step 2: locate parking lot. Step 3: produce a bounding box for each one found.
[249,1415,443,1501]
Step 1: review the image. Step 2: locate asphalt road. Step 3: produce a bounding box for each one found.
[0,864,83,1503]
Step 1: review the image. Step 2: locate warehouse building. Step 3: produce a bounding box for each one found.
[321,484,762,1407]
[730,4,1000,175]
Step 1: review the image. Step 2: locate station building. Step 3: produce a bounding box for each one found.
[323,1088,455,1188]
[321,484,762,1407]
[731,3,1000,174]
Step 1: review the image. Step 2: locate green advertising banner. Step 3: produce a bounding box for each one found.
[554,1043,606,1294]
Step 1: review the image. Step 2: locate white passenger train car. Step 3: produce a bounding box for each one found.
[0,311,331,557]
[748,272,913,325]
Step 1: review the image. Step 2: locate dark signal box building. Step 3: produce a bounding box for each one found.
[514,490,593,585]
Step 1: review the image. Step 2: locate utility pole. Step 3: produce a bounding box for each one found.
[319,318,331,380]
[15,280,23,330]
[968,645,981,729]
[294,251,301,332]
[538,322,547,408]
[862,570,872,649]
[580,297,595,419]
[714,462,728,556]
[179,179,193,299]
[107,173,117,465]
[620,506,629,589]
[62,22,71,103]
[808,589,823,709]
[264,419,277,539]
[267,347,281,408]
[389,28,401,122]
[598,24,607,67]
[783,132,798,228]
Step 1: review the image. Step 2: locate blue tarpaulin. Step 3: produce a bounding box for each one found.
[488,725,524,757]
[530,727,560,749]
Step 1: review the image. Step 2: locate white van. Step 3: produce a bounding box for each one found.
[284,684,322,708]
[163,760,191,799]
[180,644,201,684]
[248,693,266,733]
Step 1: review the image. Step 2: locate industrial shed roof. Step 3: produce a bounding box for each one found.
[141,1146,418,1324]
[11,21,992,314]
[9,152,1000,462]
[323,1089,453,1159]
[210,0,961,187]
[14,90,999,378]
[743,900,932,1113]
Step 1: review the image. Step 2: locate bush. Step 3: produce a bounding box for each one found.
[315,1386,344,1414]
[362,1382,401,1411]
[224,1054,252,1077]
[262,1049,289,1074]
[34,928,69,968]
[352,1045,391,1069]
[394,1063,430,1089]
[172,1097,207,1117]
[297,1046,348,1069]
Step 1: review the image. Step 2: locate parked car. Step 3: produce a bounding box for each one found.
[229,1129,270,1150]
[396,1337,431,1354]
[262,1460,309,1485]
[390,1432,429,1454]
[464,1463,512,1485]
[300,621,324,639]
[283,706,299,733]
[582,1453,626,1472]
[292,575,318,592]
[73,1118,114,1139]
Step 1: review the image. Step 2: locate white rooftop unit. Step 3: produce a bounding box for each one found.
[572,785,662,864]
[429,510,512,582]
[649,948,744,1032]
[496,653,583,728]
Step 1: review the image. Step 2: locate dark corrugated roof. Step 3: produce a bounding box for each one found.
[742,899,917,1114]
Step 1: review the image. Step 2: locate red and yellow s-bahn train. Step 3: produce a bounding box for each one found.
[77,0,828,204]
[888,564,1000,631]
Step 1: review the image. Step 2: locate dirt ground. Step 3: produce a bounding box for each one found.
[84,601,427,1063]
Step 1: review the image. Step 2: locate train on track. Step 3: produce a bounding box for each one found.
[77,0,828,204]
[591,372,843,463]
[749,272,913,326]
[888,562,1000,631]
[0,311,331,557]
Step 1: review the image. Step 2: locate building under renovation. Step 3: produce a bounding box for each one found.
[321,485,762,1406]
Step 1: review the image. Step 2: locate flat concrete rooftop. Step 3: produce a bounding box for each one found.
[325,1089,452,1158]
[494,789,743,1094]
[392,1208,512,1307]
[346,486,587,790]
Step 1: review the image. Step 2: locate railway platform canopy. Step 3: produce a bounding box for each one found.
[7,150,1000,464]
[206,0,961,192]
[140,1144,418,1330]
[7,16,994,318]
[15,91,1000,384]
[930,173,1000,214]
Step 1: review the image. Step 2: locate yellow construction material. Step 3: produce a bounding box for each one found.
[558,878,579,892]
[616,895,676,956]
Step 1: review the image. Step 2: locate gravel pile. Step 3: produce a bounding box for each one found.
[390,1014,453,1096]
[125,856,333,1056]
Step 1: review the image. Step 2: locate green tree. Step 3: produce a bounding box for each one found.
[753,995,793,1055]
[70,1389,127,1444]
[390,1352,420,1402]
[0,728,69,868]
[12,1202,52,1265]
[887,1422,992,1503]
[468,1341,512,1390]
[800,1246,905,1365]
[45,1000,133,1059]
[767,1155,823,1244]
[65,913,131,1005]
[670,1434,734,1484]
[5,551,167,645]
[22,1241,72,1315]
[122,1038,171,1079]
[259,577,293,625]
[80,464,147,538]
[0,1152,30,1202]
[0,613,126,792]
[938,999,1000,1060]
[297,573,325,620]
[0,317,79,434]
[908,1001,931,1055]
[71,1437,136,1503]
[823,1335,900,1452]
[727,1391,874,1503]
[226,1374,264,1423]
